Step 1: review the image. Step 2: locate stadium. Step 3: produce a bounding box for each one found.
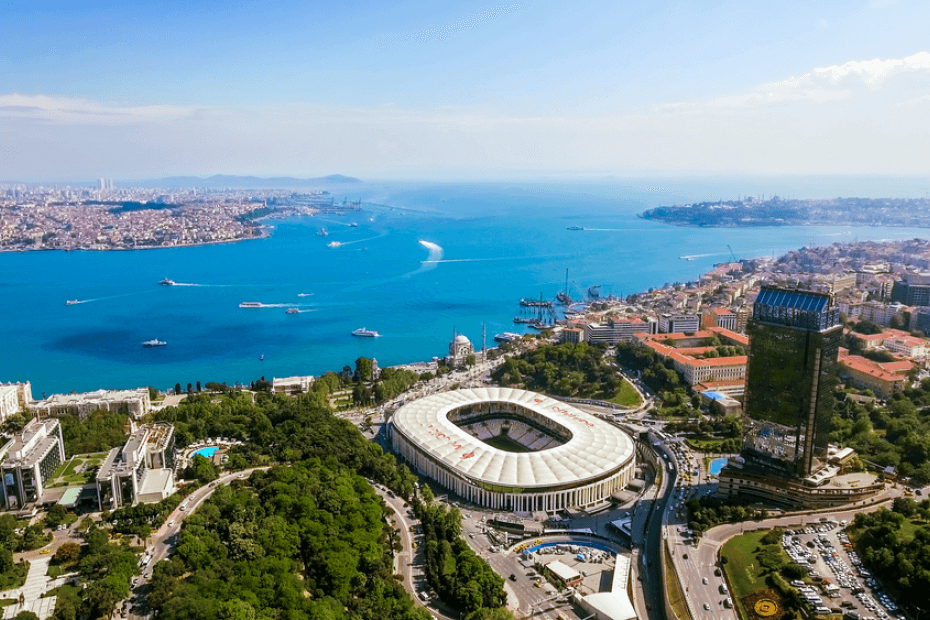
[390,387,636,513]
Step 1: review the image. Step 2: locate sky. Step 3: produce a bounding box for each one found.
[2,0,930,181]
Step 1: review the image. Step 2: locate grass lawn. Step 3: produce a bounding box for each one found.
[721,530,791,619]
[0,562,29,592]
[608,379,643,408]
[687,438,727,452]
[42,584,81,600]
[0,599,16,607]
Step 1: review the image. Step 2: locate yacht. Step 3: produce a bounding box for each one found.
[286,308,300,314]
[65,300,81,305]
[142,339,167,347]
[352,327,379,338]
[159,278,176,286]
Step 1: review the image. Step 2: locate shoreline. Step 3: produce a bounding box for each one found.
[0,227,273,253]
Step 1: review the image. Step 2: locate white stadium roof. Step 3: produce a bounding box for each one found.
[392,387,635,490]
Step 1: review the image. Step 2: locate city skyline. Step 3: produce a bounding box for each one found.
[3,1,930,180]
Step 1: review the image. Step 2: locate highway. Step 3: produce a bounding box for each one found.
[640,440,677,620]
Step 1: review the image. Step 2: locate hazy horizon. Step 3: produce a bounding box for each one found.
[3,2,930,181]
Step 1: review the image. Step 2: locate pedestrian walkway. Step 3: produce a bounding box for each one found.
[2,557,69,620]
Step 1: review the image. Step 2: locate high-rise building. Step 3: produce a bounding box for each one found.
[719,286,885,508]
[891,272,930,306]
[741,287,842,478]
[97,178,113,191]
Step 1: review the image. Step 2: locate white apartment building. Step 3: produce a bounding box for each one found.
[272,375,315,395]
[659,313,700,334]
[0,382,32,423]
[0,418,65,509]
[96,423,175,510]
[31,388,151,420]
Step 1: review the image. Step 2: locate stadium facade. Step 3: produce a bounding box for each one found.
[390,388,636,513]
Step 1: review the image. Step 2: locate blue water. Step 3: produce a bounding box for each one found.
[192,447,218,459]
[1,179,927,395]
[709,458,728,476]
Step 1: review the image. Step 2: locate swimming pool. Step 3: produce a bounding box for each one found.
[708,457,728,476]
[192,446,218,459]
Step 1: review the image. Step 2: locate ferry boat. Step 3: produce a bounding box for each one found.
[159,278,176,286]
[286,308,300,314]
[142,339,167,347]
[351,327,379,338]
[65,300,80,305]
[316,227,328,236]
[239,302,263,308]
[493,332,522,343]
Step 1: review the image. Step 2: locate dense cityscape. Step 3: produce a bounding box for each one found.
[1,223,930,620]
[0,182,361,251]
[5,3,930,620]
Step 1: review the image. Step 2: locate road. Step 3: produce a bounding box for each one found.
[636,437,676,620]
[122,466,270,619]
[373,485,458,620]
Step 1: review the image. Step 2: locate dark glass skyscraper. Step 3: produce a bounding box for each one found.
[742,287,842,478]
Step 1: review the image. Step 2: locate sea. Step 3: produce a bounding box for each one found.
[3,177,929,397]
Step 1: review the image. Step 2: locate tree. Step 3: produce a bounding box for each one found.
[187,383,193,394]
[175,383,182,395]
[183,454,218,484]
[14,611,38,620]
[355,357,373,382]
[196,381,202,392]
[53,542,81,565]
[466,354,476,367]
[44,505,68,529]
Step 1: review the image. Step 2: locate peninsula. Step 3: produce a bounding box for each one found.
[639,195,930,228]
[0,184,362,252]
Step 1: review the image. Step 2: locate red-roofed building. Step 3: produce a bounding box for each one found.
[702,307,737,331]
[838,352,913,399]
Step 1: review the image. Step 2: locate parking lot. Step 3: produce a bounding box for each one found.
[779,520,903,620]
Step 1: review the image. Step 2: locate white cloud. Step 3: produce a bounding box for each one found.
[662,51,930,113]
[0,93,207,125]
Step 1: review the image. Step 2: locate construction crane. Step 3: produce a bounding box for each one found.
[727,244,738,262]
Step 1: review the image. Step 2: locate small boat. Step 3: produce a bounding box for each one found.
[286,308,299,314]
[297,293,311,297]
[65,300,81,305]
[352,327,379,338]
[143,339,167,347]
[239,302,263,308]
[159,278,176,286]
[566,226,584,231]
[350,222,359,227]
[327,241,342,248]
[260,354,265,360]
[316,227,328,236]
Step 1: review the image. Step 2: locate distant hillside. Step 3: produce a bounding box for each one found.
[640,196,930,228]
[124,174,362,188]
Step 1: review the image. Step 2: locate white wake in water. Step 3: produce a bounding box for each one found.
[404,240,444,277]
